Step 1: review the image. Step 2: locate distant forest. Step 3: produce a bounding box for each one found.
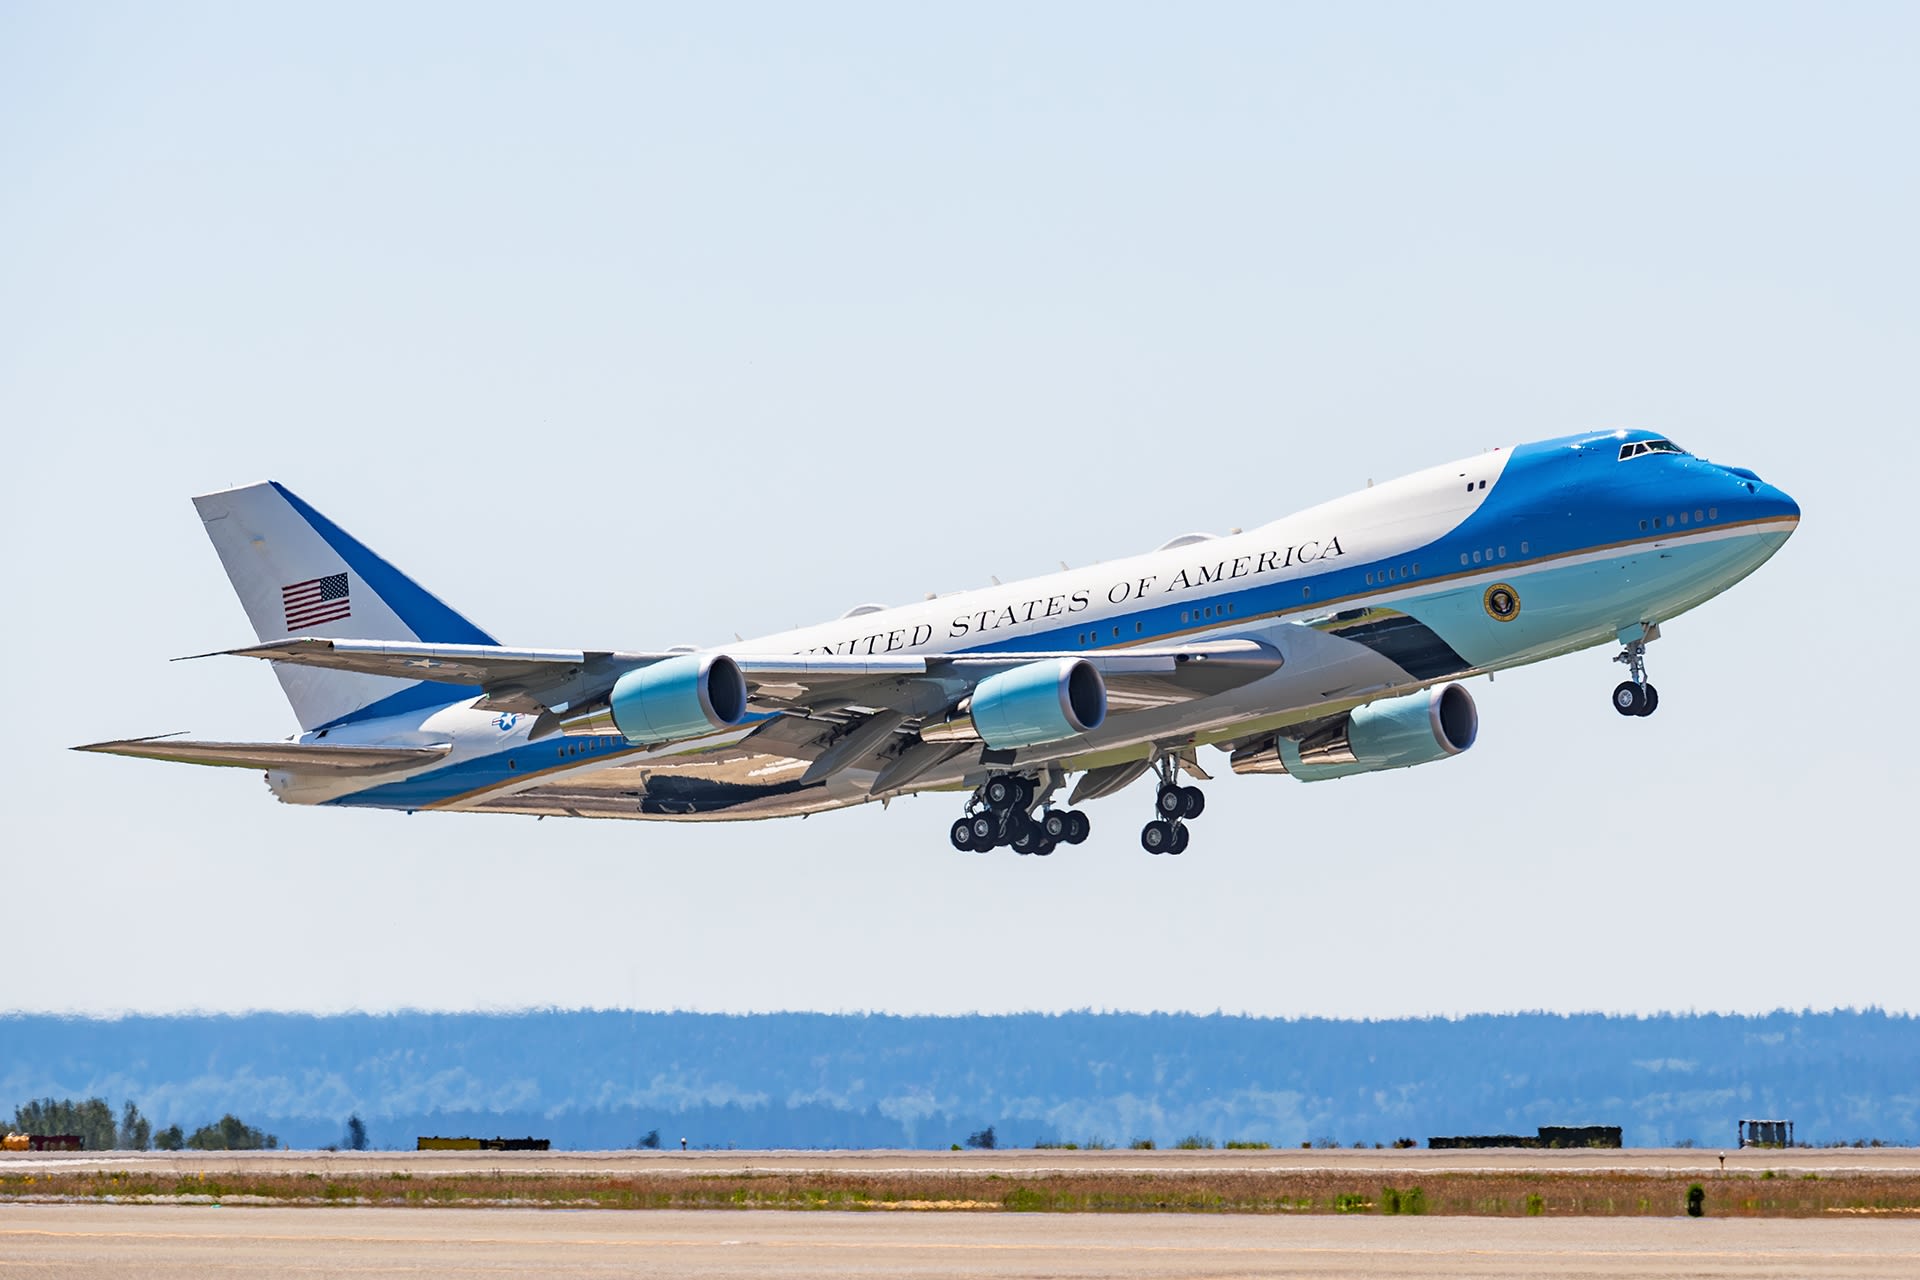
[3,1009,1915,1151]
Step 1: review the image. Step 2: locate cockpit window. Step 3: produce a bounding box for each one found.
[1617,438,1686,460]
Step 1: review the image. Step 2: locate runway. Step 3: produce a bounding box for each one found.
[10,1145,1920,1178]
[4,1204,1919,1278]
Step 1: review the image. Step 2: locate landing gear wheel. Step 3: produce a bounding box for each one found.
[1170,824,1190,855]
[1008,816,1043,855]
[1612,681,1646,717]
[985,776,1021,810]
[1156,785,1186,818]
[969,814,997,848]
[1041,811,1071,841]
[1637,683,1660,717]
[949,819,976,851]
[1064,811,1091,845]
[1142,820,1176,854]
[1033,837,1056,857]
[1180,786,1206,819]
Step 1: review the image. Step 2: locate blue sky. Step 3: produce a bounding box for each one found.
[2,2,1913,1016]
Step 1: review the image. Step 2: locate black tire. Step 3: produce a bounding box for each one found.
[969,814,997,847]
[1180,786,1206,819]
[1033,837,1056,857]
[1014,777,1035,809]
[985,777,1018,810]
[1065,811,1090,845]
[1637,683,1660,717]
[1156,785,1186,817]
[1141,820,1174,854]
[949,819,975,851]
[1008,815,1040,854]
[1042,811,1070,841]
[1170,824,1190,855]
[1612,681,1644,716]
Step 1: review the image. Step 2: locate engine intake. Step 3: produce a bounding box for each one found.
[1230,683,1478,781]
[920,658,1107,750]
[562,653,749,745]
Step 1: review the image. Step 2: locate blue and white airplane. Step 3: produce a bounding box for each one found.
[80,430,1798,855]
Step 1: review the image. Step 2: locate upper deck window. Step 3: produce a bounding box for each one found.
[1618,438,1686,460]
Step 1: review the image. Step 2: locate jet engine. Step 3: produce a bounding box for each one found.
[920,658,1107,750]
[563,653,749,745]
[1230,682,1478,781]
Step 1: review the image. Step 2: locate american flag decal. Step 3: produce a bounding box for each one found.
[282,572,351,631]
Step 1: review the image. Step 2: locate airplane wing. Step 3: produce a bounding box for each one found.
[205,637,1284,719]
[74,735,451,775]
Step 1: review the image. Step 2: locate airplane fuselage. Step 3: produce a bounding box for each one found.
[274,430,1798,822]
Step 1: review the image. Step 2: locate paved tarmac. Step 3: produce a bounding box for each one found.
[4,1204,1919,1278]
[10,1146,1920,1178]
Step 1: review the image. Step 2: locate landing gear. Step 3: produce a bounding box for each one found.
[1140,755,1206,854]
[1611,681,1658,717]
[953,771,1089,856]
[1612,624,1662,718]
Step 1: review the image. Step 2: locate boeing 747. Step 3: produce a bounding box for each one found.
[78,430,1798,855]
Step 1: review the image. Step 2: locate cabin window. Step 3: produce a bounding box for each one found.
[1472,551,1482,564]
[1460,553,1469,566]
[1519,543,1528,555]
[1666,515,1676,528]
[1366,572,1374,585]
[1695,509,1704,521]
[1709,507,1717,519]
[1479,479,1487,490]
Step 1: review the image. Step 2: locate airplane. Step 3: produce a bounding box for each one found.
[77,429,1798,856]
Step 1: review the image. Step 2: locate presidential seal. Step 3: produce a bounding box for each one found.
[1483,583,1521,622]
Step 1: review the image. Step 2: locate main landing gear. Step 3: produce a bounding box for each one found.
[1612,623,1661,718]
[949,772,1090,857]
[1140,754,1207,855]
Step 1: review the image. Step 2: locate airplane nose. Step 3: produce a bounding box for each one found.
[1720,464,1799,527]
[1775,486,1801,525]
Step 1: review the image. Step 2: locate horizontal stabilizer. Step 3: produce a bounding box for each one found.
[73,736,451,775]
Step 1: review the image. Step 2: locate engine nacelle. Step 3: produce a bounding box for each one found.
[920,658,1107,750]
[1230,683,1478,782]
[588,653,749,745]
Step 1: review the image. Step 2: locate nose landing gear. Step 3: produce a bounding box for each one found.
[1612,622,1661,717]
[1140,754,1206,855]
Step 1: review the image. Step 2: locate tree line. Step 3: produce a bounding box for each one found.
[7,1098,278,1151]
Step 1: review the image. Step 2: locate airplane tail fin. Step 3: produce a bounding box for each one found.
[193,482,497,732]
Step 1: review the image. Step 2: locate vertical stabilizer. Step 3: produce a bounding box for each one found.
[193,483,497,732]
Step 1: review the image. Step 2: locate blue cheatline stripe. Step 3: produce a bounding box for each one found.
[270,482,497,646]
[312,680,483,733]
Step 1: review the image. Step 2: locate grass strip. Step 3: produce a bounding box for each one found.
[5,1168,1920,1216]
